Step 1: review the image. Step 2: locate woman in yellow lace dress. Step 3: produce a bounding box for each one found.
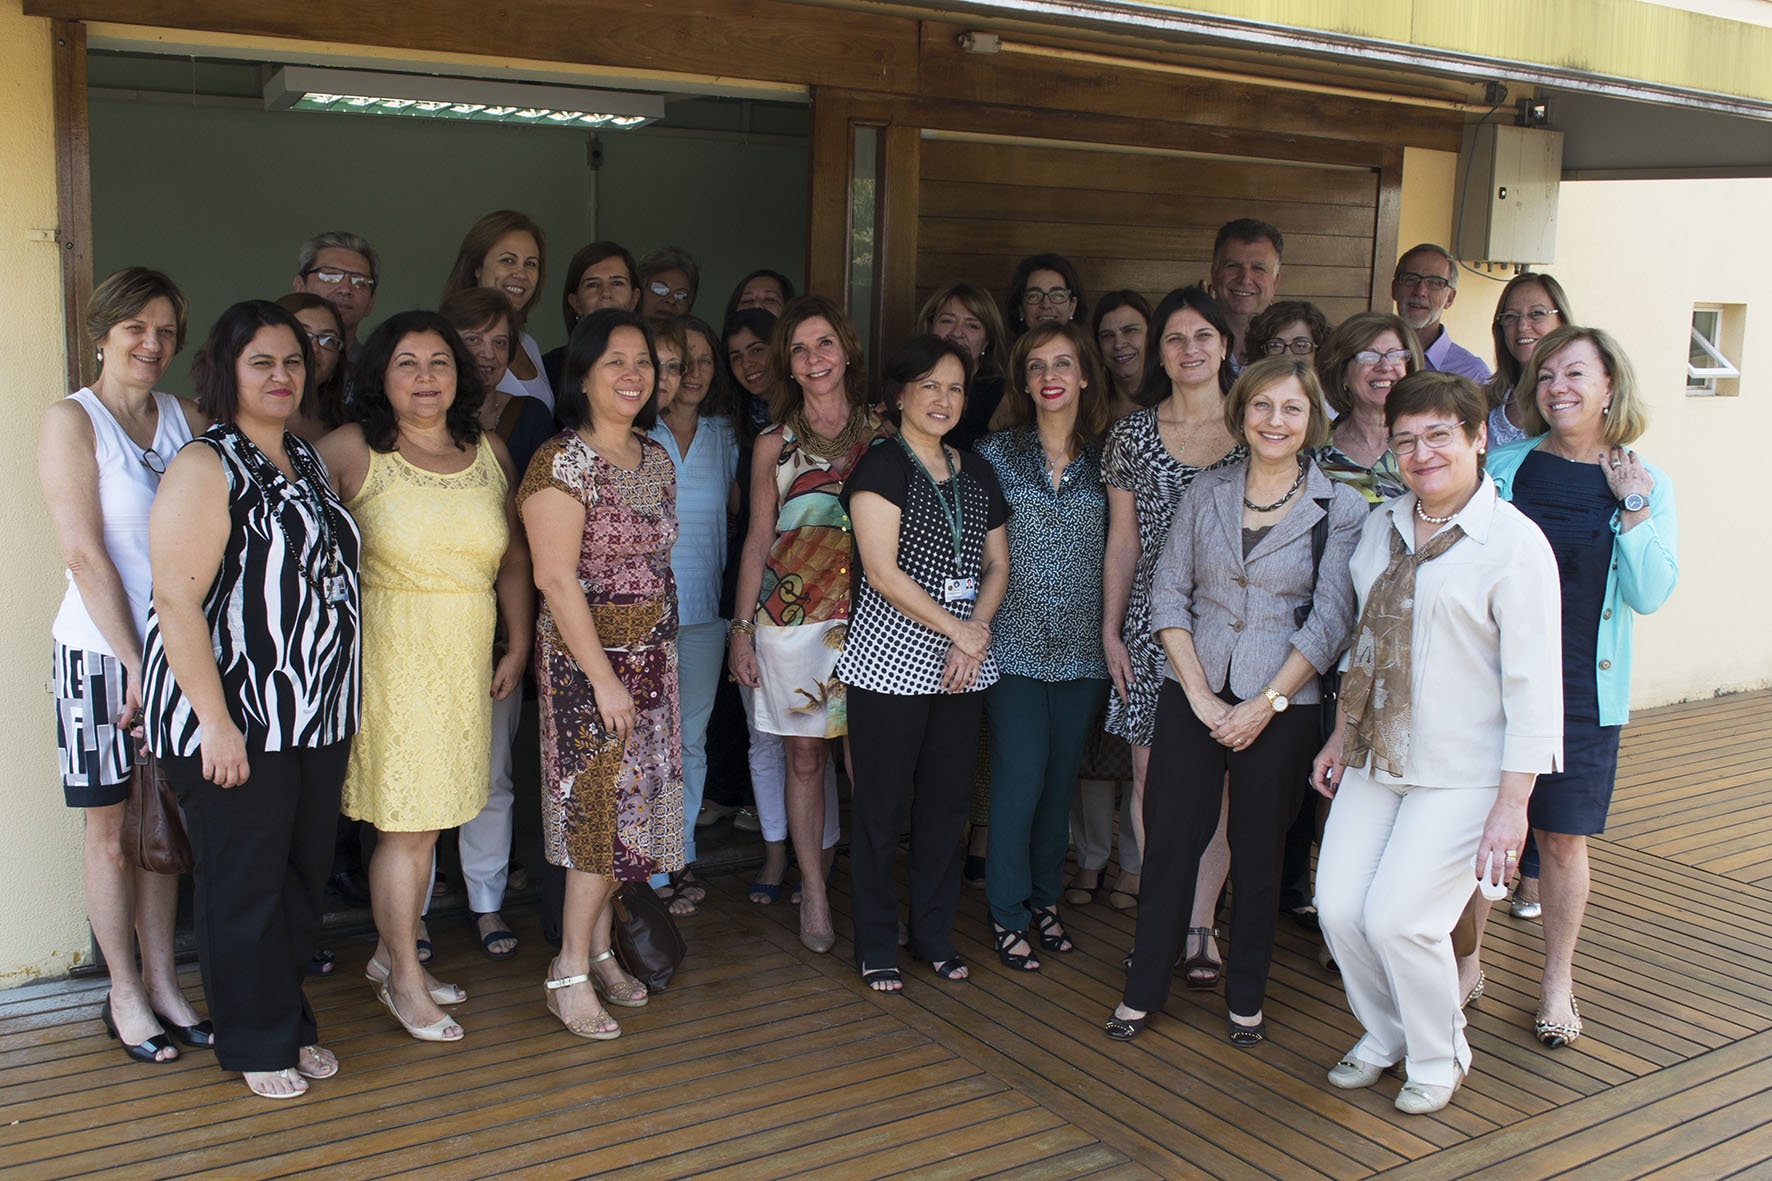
[319,311,532,1045]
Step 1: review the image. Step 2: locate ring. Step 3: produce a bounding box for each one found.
[1504,850,1518,861]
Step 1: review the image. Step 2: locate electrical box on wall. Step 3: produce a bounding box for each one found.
[1454,124,1563,265]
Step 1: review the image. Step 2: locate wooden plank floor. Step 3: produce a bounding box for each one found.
[4,690,1772,1179]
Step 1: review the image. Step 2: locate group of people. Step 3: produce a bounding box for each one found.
[42,212,1676,1116]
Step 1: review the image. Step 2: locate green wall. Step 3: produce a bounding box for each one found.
[89,97,808,392]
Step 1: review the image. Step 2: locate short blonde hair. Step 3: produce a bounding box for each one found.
[1519,324,1648,445]
[1224,355,1332,450]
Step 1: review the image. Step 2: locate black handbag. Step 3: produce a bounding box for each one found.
[611,882,686,990]
[1294,497,1343,741]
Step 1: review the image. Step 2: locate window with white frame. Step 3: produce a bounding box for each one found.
[1688,304,1742,395]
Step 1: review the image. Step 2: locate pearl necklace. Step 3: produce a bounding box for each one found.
[1415,499,1457,525]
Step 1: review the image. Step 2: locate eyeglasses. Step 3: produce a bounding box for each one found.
[1495,308,1560,328]
[658,360,683,379]
[302,267,376,293]
[647,280,692,305]
[303,329,344,354]
[1395,272,1452,293]
[140,448,166,476]
[1354,348,1412,367]
[1022,287,1074,306]
[1264,337,1316,356]
[1388,424,1465,457]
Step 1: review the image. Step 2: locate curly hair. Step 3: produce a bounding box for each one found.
[349,310,485,452]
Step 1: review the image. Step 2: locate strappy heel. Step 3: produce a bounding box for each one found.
[991,921,1041,972]
[1029,906,1074,953]
[544,970,621,1041]
[1183,927,1221,989]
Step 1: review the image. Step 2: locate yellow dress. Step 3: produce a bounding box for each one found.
[341,441,508,831]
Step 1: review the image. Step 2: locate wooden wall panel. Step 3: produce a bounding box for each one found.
[914,138,1381,332]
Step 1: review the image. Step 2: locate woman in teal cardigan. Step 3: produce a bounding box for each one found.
[1480,325,1678,1049]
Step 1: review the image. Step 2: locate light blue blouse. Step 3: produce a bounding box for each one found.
[1486,435,1679,726]
[650,416,739,626]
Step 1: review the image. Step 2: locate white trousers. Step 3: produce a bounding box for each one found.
[740,684,838,848]
[1315,766,1493,1088]
[459,686,525,914]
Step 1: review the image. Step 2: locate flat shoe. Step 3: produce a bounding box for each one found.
[473,912,519,960]
[861,967,903,993]
[1511,892,1543,920]
[1535,997,1583,1048]
[294,1044,339,1080]
[245,1068,308,1100]
[696,800,739,828]
[1063,870,1101,907]
[1227,1015,1265,1048]
[1104,1012,1145,1041]
[930,957,969,982]
[100,995,177,1064]
[365,957,466,1006]
[1327,1058,1386,1089]
[1396,1068,1464,1115]
[1107,889,1139,911]
[375,986,464,1042]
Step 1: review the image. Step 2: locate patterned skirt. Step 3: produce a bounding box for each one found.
[537,594,684,879]
[750,620,848,739]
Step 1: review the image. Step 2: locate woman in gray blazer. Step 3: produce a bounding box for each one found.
[1105,356,1364,1047]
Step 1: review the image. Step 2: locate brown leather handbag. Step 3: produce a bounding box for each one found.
[121,751,192,875]
[611,882,686,990]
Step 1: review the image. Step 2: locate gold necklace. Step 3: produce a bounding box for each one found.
[789,403,870,460]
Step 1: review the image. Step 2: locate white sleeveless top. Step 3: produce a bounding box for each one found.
[51,388,195,657]
[497,333,555,411]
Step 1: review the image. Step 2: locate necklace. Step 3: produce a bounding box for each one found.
[226,426,350,603]
[1243,459,1307,513]
[788,403,871,461]
[1415,499,1458,525]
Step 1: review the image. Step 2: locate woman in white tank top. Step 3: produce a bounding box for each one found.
[37,267,210,1064]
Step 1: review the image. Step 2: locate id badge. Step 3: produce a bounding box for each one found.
[326,574,350,604]
[943,576,978,603]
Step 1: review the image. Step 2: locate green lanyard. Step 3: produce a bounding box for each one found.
[897,435,966,573]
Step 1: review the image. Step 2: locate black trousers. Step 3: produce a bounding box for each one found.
[1124,680,1317,1019]
[846,685,984,972]
[167,739,348,1072]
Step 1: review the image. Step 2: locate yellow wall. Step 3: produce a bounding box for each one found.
[0,0,93,988]
[1401,147,1771,709]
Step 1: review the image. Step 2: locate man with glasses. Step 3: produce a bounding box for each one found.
[293,231,380,360]
[638,245,700,319]
[1391,244,1490,383]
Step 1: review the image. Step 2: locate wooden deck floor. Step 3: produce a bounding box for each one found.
[4,690,1772,1179]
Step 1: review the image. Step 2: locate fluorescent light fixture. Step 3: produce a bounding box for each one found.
[263,66,663,129]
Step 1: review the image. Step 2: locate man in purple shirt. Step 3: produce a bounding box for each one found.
[1392,243,1492,383]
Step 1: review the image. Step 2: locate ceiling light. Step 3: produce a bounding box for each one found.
[263,66,663,129]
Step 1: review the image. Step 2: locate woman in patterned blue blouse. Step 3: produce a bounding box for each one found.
[975,322,1112,971]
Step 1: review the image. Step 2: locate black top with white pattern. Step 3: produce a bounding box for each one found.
[834,438,1009,696]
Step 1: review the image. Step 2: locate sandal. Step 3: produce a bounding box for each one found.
[991,922,1041,972]
[376,985,464,1042]
[473,911,519,960]
[1183,927,1222,990]
[587,948,648,1008]
[1535,996,1583,1048]
[861,967,903,993]
[1227,1014,1266,1048]
[931,957,969,982]
[1030,907,1074,954]
[672,871,709,905]
[657,881,699,917]
[415,920,433,965]
[244,1068,308,1100]
[308,948,337,976]
[544,968,621,1041]
[1104,1009,1146,1041]
[365,956,466,1006]
[294,1044,339,1080]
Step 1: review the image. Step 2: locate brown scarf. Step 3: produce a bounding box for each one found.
[1339,521,1467,776]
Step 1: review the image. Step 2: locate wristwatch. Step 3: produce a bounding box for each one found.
[1621,492,1648,513]
[1263,686,1290,713]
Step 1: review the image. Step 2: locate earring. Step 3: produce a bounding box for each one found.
[1603,403,1612,417]
[95,346,104,367]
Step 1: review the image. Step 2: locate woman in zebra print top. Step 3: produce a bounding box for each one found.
[142,301,361,1101]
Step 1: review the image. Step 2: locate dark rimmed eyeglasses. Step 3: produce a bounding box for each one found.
[140,449,166,476]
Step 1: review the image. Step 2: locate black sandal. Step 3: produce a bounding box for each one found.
[992,922,1041,973]
[1183,927,1222,990]
[861,967,903,993]
[1030,906,1074,953]
[931,957,969,982]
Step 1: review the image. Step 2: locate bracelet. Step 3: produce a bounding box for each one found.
[728,619,756,637]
